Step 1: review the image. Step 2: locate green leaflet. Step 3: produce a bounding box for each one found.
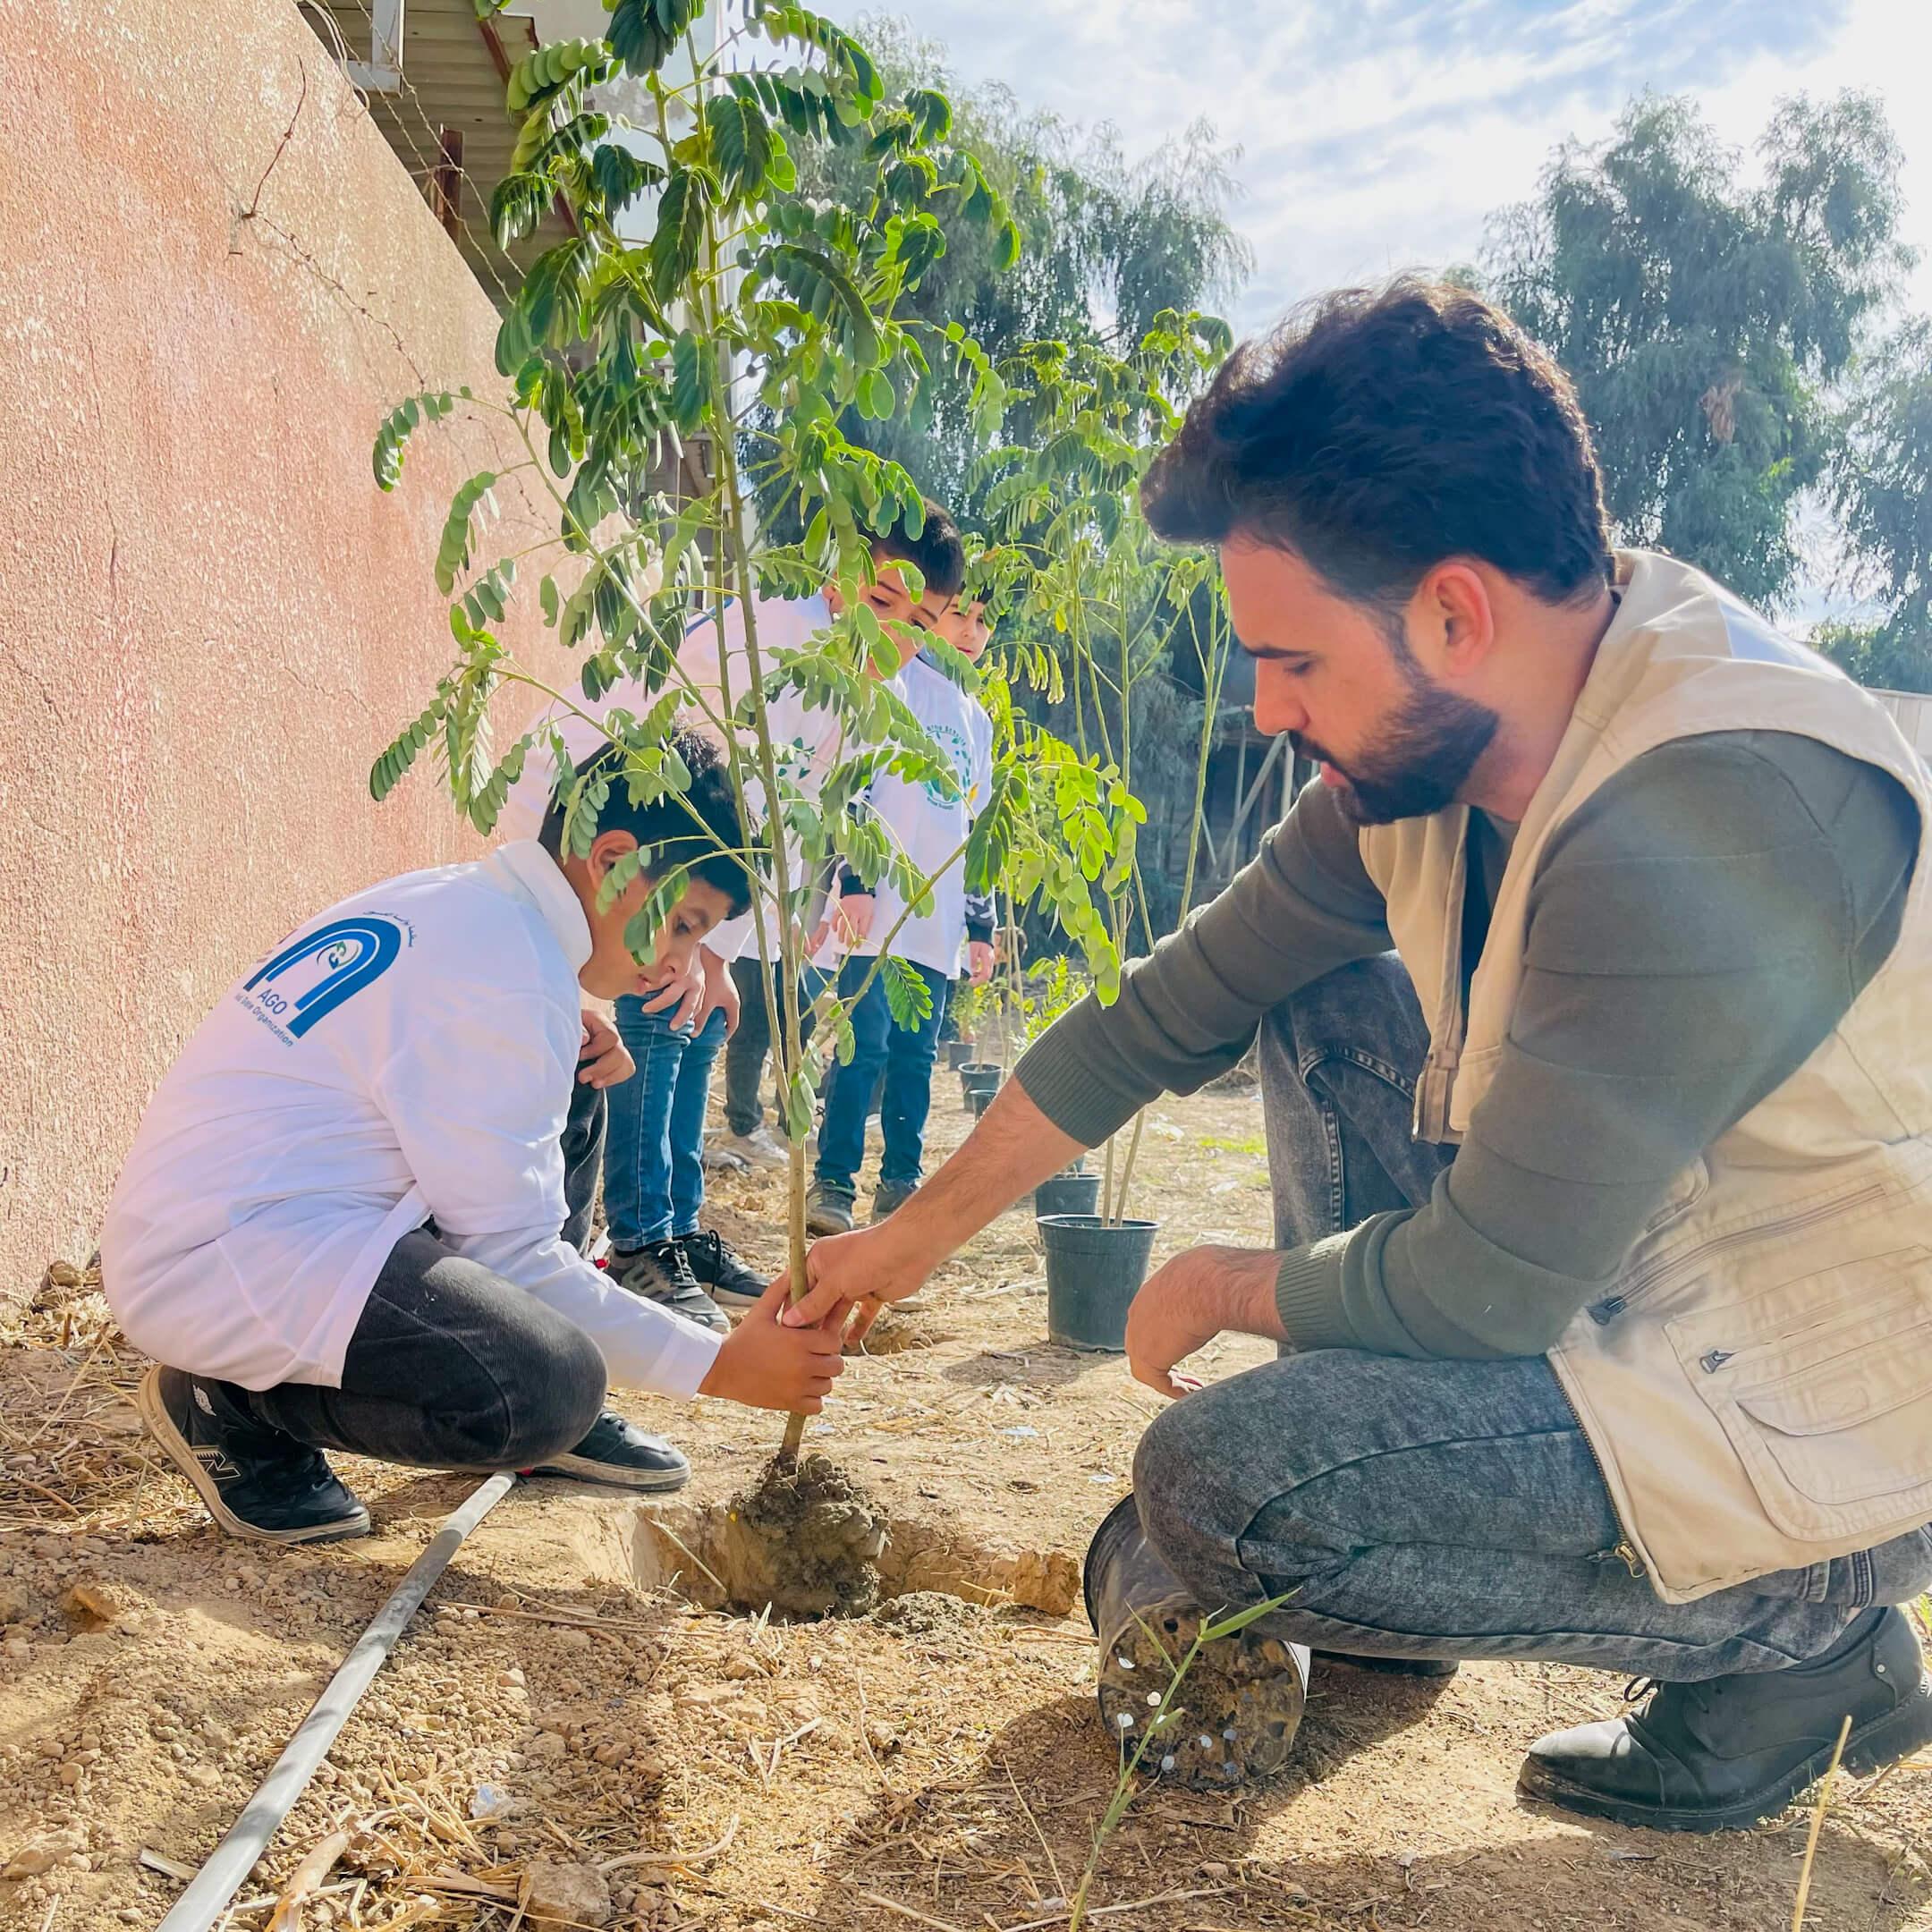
[372,390,456,490]
[881,955,934,1031]
[434,473,498,596]
[650,168,711,301]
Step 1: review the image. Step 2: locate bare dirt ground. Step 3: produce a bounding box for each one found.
[3,1080,1928,1932]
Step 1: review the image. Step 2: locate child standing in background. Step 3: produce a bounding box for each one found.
[505,512,966,1320]
[807,592,995,1233]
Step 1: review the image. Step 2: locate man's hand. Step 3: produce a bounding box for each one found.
[966,939,996,987]
[639,954,707,1030]
[775,1219,937,1346]
[578,1011,635,1089]
[700,945,741,1038]
[699,1277,847,1412]
[1125,1245,1287,1400]
[778,1080,1088,1340]
[833,893,876,949]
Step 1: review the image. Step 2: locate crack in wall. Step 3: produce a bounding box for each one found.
[79,301,123,606]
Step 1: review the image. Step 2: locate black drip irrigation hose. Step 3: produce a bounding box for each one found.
[156,1472,518,1932]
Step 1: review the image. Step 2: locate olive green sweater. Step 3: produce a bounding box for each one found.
[1015,733,1919,1359]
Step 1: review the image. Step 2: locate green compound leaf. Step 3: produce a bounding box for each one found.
[435,471,498,596]
[609,0,701,77]
[650,167,712,302]
[594,842,648,917]
[882,954,934,1030]
[372,390,454,490]
[769,242,880,367]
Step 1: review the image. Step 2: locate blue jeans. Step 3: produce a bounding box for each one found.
[1132,956,1932,1680]
[815,956,950,1198]
[604,999,727,1248]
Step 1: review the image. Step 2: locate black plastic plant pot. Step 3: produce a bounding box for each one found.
[1033,1171,1102,1218]
[1039,1214,1158,1352]
[945,1039,977,1069]
[967,1085,998,1118]
[959,1062,1003,1099]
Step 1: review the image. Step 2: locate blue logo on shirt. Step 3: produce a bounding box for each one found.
[923,720,975,807]
[241,917,403,1038]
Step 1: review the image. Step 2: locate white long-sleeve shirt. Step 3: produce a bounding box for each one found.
[844,651,995,977]
[498,593,844,964]
[101,843,721,1398]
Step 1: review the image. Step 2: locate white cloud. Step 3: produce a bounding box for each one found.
[857,0,1932,330]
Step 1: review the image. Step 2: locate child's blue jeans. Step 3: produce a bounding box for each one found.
[604,999,727,1248]
[815,956,951,1198]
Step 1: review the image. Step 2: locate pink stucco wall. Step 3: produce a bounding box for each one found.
[0,1,562,1303]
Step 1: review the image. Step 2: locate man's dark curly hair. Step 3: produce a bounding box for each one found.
[1142,279,1614,609]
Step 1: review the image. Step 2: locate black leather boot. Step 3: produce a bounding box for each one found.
[1519,1606,1932,1832]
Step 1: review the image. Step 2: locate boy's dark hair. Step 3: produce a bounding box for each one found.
[865,496,967,599]
[540,728,752,917]
[1142,279,1614,609]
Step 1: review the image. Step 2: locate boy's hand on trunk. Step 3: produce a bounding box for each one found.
[833,893,876,948]
[699,1277,845,1412]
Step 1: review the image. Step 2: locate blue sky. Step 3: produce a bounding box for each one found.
[849,0,1932,334]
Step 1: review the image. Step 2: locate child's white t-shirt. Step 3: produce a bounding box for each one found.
[846,652,994,977]
[101,843,723,1398]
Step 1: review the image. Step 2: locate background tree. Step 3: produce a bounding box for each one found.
[973,315,1235,1220]
[1484,90,1911,614]
[1821,318,1932,691]
[772,13,1250,531]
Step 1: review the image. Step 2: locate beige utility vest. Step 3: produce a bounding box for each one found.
[1359,551,1932,1604]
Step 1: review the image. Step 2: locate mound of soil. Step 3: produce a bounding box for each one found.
[708,1453,886,1619]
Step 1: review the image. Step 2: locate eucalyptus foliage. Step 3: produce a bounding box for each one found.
[1823,318,1932,692]
[371,0,1148,1450]
[1485,91,1910,613]
[772,15,1251,530]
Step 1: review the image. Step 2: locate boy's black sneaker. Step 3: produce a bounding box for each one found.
[136,1366,370,1544]
[679,1230,767,1315]
[528,1411,691,1492]
[609,1240,728,1334]
[1519,1604,1932,1832]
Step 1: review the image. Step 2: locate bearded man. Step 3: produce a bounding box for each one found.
[781,280,1932,1831]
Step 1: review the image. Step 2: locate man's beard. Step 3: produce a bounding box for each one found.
[1296,659,1500,828]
